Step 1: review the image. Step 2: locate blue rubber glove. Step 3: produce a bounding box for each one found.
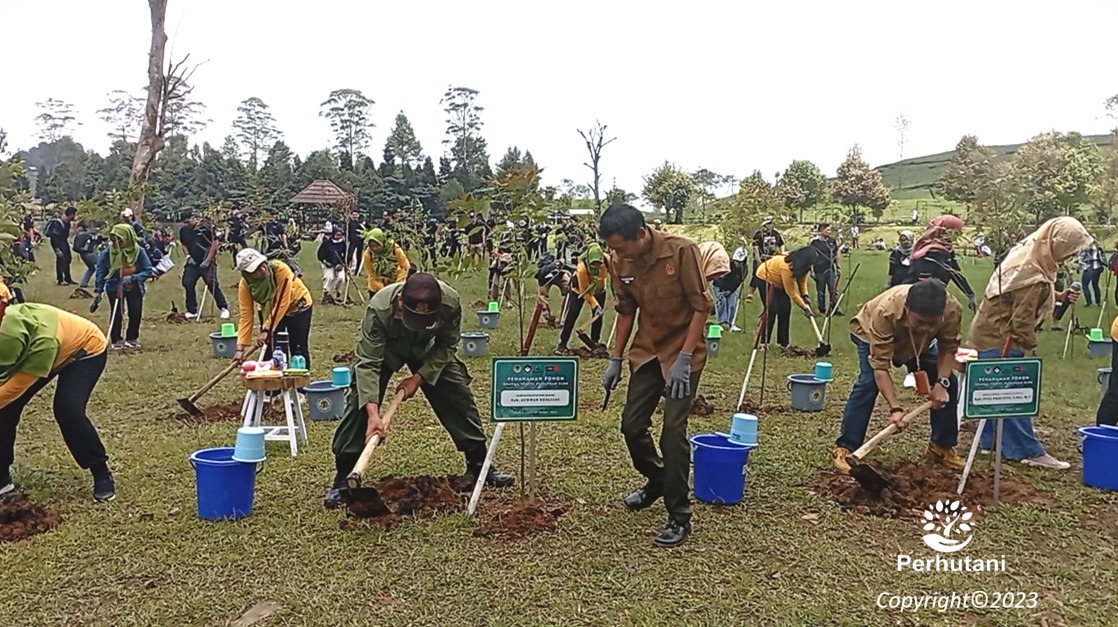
[665,351,692,399]
[602,357,623,391]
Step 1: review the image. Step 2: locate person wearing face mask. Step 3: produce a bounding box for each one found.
[887,231,914,288]
[907,215,977,312]
[969,217,1091,470]
[832,279,966,474]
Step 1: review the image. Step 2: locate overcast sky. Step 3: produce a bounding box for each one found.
[2,1,1115,198]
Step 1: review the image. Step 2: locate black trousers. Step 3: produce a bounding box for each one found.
[269,307,313,368]
[761,287,792,347]
[558,288,606,347]
[0,352,109,472]
[1097,345,1118,426]
[53,245,73,283]
[182,263,228,313]
[107,289,144,343]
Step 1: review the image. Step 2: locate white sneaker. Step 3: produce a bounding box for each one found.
[220,309,230,320]
[731,325,742,332]
[0,481,13,496]
[185,312,199,320]
[1021,454,1070,470]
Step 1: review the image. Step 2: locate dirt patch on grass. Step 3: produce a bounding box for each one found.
[69,287,93,299]
[332,351,354,364]
[736,400,786,414]
[470,299,488,309]
[174,401,243,425]
[691,394,715,416]
[166,311,188,324]
[473,501,565,538]
[779,345,815,358]
[807,461,1052,520]
[0,493,62,543]
[340,474,473,528]
[571,345,609,359]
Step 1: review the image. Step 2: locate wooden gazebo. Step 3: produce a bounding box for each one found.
[289,179,356,225]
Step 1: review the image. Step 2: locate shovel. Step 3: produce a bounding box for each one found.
[808,315,831,357]
[847,400,935,493]
[342,389,408,517]
[177,359,246,417]
[575,306,607,351]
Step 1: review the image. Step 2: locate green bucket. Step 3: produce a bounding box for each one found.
[707,324,723,339]
[1088,328,1106,342]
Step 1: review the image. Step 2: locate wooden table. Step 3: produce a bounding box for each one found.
[240,374,311,456]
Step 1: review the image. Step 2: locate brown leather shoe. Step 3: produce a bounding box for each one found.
[833,447,852,475]
[925,442,966,471]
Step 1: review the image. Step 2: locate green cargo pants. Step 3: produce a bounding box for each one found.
[331,357,489,461]
[620,360,703,524]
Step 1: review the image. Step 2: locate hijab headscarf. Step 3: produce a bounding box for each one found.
[108,223,140,275]
[910,214,965,260]
[985,217,1092,303]
[896,230,914,256]
[242,259,278,319]
[579,243,607,293]
[698,241,731,282]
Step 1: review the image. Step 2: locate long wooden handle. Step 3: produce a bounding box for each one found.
[190,360,243,402]
[349,389,408,480]
[853,401,935,459]
[577,307,605,334]
[809,316,826,343]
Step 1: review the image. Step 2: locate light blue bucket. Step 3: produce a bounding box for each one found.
[477,311,500,329]
[232,427,266,463]
[787,374,827,412]
[814,361,833,382]
[331,367,352,388]
[305,380,346,421]
[730,413,758,446]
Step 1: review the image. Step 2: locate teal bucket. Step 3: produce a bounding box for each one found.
[189,447,257,521]
[814,361,833,382]
[331,367,352,388]
[306,380,346,421]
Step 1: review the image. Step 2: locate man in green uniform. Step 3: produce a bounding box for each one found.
[600,203,713,548]
[323,272,514,508]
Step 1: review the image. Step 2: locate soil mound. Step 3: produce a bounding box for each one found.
[0,494,62,543]
[175,401,243,425]
[473,502,565,538]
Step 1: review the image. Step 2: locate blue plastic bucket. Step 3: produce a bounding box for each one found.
[210,332,237,359]
[305,380,346,421]
[690,433,753,505]
[189,447,257,520]
[730,413,758,446]
[814,361,833,382]
[331,367,352,388]
[787,374,827,411]
[1079,426,1118,491]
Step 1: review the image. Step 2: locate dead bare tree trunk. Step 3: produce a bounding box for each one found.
[130,0,169,216]
[578,121,617,216]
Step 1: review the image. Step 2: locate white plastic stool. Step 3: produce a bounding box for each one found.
[241,375,310,456]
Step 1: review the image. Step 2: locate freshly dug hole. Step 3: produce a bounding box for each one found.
[174,401,244,425]
[808,461,1052,520]
[0,494,62,543]
[341,474,473,528]
[473,502,565,538]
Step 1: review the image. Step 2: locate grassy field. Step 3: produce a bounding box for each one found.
[1,244,1117,626]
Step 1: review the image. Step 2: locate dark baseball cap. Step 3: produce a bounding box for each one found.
[400,273,443,332]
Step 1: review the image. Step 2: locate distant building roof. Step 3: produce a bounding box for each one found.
[289,179,355,206]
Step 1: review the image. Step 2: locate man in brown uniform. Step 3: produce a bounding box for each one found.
[600,203,713,548]
[832,279,966,473]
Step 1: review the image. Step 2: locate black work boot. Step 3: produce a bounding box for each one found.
[324,452,359,509]
[91,464,115,503]
[652,517,691,548]
[622,481,663,511]
[465,461,515,488]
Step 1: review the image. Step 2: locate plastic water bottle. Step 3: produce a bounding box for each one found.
[272,348,287,370]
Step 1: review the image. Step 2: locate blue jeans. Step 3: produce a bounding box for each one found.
[79,252,98,288]
[978,348,1046,459]
[836,335,959,451]
[712,285,740,325]
[1082,267,1102,305]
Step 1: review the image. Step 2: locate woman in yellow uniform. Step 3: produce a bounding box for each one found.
[362,228,410,298]
[556,243,609,352]
[754,246,819,348]
[0,300,115,502]
[233,248,314,368]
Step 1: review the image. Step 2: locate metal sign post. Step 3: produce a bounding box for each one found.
[960,358,1043,505]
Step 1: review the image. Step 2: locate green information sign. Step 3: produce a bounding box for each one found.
[963,358,1042,419]
[490,357,579,422]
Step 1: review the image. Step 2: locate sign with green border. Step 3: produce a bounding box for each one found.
[963,358,1042,419]
[490,357,579,422]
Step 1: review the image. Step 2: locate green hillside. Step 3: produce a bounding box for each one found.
[876,133,1112,199]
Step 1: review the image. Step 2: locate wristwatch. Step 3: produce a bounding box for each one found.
[938,377,951,389]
